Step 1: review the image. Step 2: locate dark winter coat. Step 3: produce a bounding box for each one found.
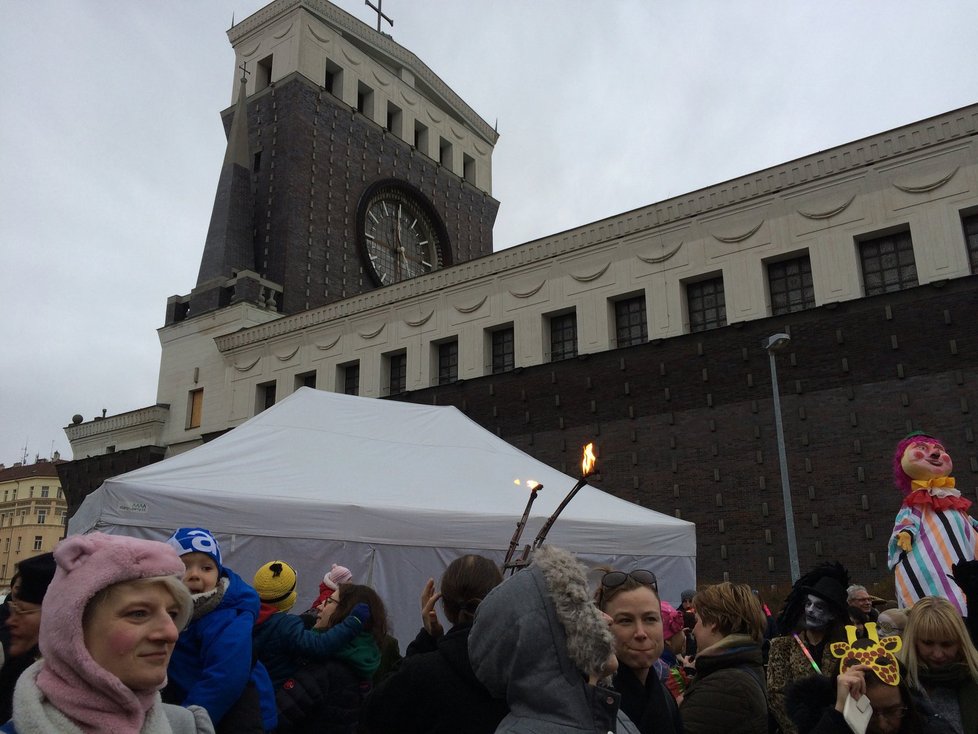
[613,662,683,734]
[275,658,367,734]
[252,604,361,688]
[785,672,946,734]
[361,624,507,734]
[276,631,382,734]
[679,634,767,734]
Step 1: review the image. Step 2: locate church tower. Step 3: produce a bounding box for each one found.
[170,0,500,324]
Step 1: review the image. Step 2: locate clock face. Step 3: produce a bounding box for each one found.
[360,186,442,286]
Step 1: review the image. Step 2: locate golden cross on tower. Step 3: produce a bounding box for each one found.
[364,0,393,33]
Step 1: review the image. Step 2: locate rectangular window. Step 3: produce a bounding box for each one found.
[32,536,42,551]
[343,363,360,396]
[549,312,578,362]
[256,381,276,414]
[438,341,458,385]
[859,230,918,296]
[614,296,648,348]
[768,254,815,315]
[4,538,9,552]
[414,121,429,155]
[37,509,46,525]
[324,59,343,97]
[491,328,515,374]
[386,102,402,136]
[463,154,476,184]
[187,388,204,429]
[963,213,978,274]
[40,487,49,498]
[439,137,453,170]
[389,353,406,395]
[357,81,374,119]
[15,537,21,552]
[687,276,727,333]
[255,55,273,93]
[295,372,317,390]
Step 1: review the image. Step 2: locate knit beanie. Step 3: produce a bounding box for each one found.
[660,600,685,639]
[35,533,192,733]
[166,527,223,570]
[15,551,57,604]
[323,563,353,591]
[254,560,298,612]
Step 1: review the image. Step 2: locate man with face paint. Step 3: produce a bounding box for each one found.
[766,562,851,734]
[887,433,978,616]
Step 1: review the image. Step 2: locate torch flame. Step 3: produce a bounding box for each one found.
[581,442,596,477]
[527,480,540,491]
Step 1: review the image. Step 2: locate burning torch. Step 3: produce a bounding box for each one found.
[503,479,543,574]
[532,442,597,550]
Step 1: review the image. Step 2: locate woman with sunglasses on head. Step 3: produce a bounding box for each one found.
[679,582,768,734]
[898,596,978,734]
[595,568,682,734]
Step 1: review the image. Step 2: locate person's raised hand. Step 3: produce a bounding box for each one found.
[421,577,443,638]
[834,665,868,712]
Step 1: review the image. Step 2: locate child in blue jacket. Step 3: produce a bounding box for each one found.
[252,559,371,689]
[165,527,277,733]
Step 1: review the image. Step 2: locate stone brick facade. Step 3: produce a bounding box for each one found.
[393,275,978,587]
[229,73,499,314]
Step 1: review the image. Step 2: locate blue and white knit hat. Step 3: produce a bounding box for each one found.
[166,527,223,570]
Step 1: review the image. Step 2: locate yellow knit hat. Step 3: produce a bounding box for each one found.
[253,560,298,612]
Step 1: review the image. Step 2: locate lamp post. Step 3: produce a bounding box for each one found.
[763,332,800,583]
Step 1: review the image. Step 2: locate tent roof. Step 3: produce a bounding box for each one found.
[72,388,694,556]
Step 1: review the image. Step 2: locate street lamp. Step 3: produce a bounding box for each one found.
[763,332,800,583]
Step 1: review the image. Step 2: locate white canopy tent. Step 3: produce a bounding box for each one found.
[70,388,696,644]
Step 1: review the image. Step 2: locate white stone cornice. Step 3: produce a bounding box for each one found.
[212,103,978,353]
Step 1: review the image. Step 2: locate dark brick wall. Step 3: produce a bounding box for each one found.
[58,446,166,519]
[223,74,499,314]
[392,276,978,589]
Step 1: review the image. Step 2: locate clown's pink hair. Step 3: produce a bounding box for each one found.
[893,432,940,497]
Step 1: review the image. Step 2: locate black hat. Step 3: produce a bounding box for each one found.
[15,552,56,605]
[801,575,848,620]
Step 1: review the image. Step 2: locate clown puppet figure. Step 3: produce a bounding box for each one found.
[888,433,978,614]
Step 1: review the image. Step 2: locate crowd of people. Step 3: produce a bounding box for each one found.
[0,528,976,734]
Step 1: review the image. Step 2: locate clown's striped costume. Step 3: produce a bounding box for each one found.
[888,480,978,615]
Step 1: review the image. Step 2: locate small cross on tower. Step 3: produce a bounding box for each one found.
[365,0,393,33]
[238,60,251,84]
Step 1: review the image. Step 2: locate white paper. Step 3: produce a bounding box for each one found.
[843,694,873,734]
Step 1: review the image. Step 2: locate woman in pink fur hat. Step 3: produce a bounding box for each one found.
[0,532,214,734]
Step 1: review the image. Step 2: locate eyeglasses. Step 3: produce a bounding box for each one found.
[7,600,41,618]
[871,705,907,721]
[600,569,658,593]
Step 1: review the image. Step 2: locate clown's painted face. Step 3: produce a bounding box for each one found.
[804,594,834,630]
[901,439,952,481]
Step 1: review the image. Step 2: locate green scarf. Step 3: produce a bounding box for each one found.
[335,632,381,679]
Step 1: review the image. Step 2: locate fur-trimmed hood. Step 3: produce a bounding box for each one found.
[468,545,638,733]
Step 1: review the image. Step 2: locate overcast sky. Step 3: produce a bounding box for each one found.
[2,1,977,464]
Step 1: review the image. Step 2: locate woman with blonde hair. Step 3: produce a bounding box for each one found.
[681,582,769,734]
[898,596,978,734]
